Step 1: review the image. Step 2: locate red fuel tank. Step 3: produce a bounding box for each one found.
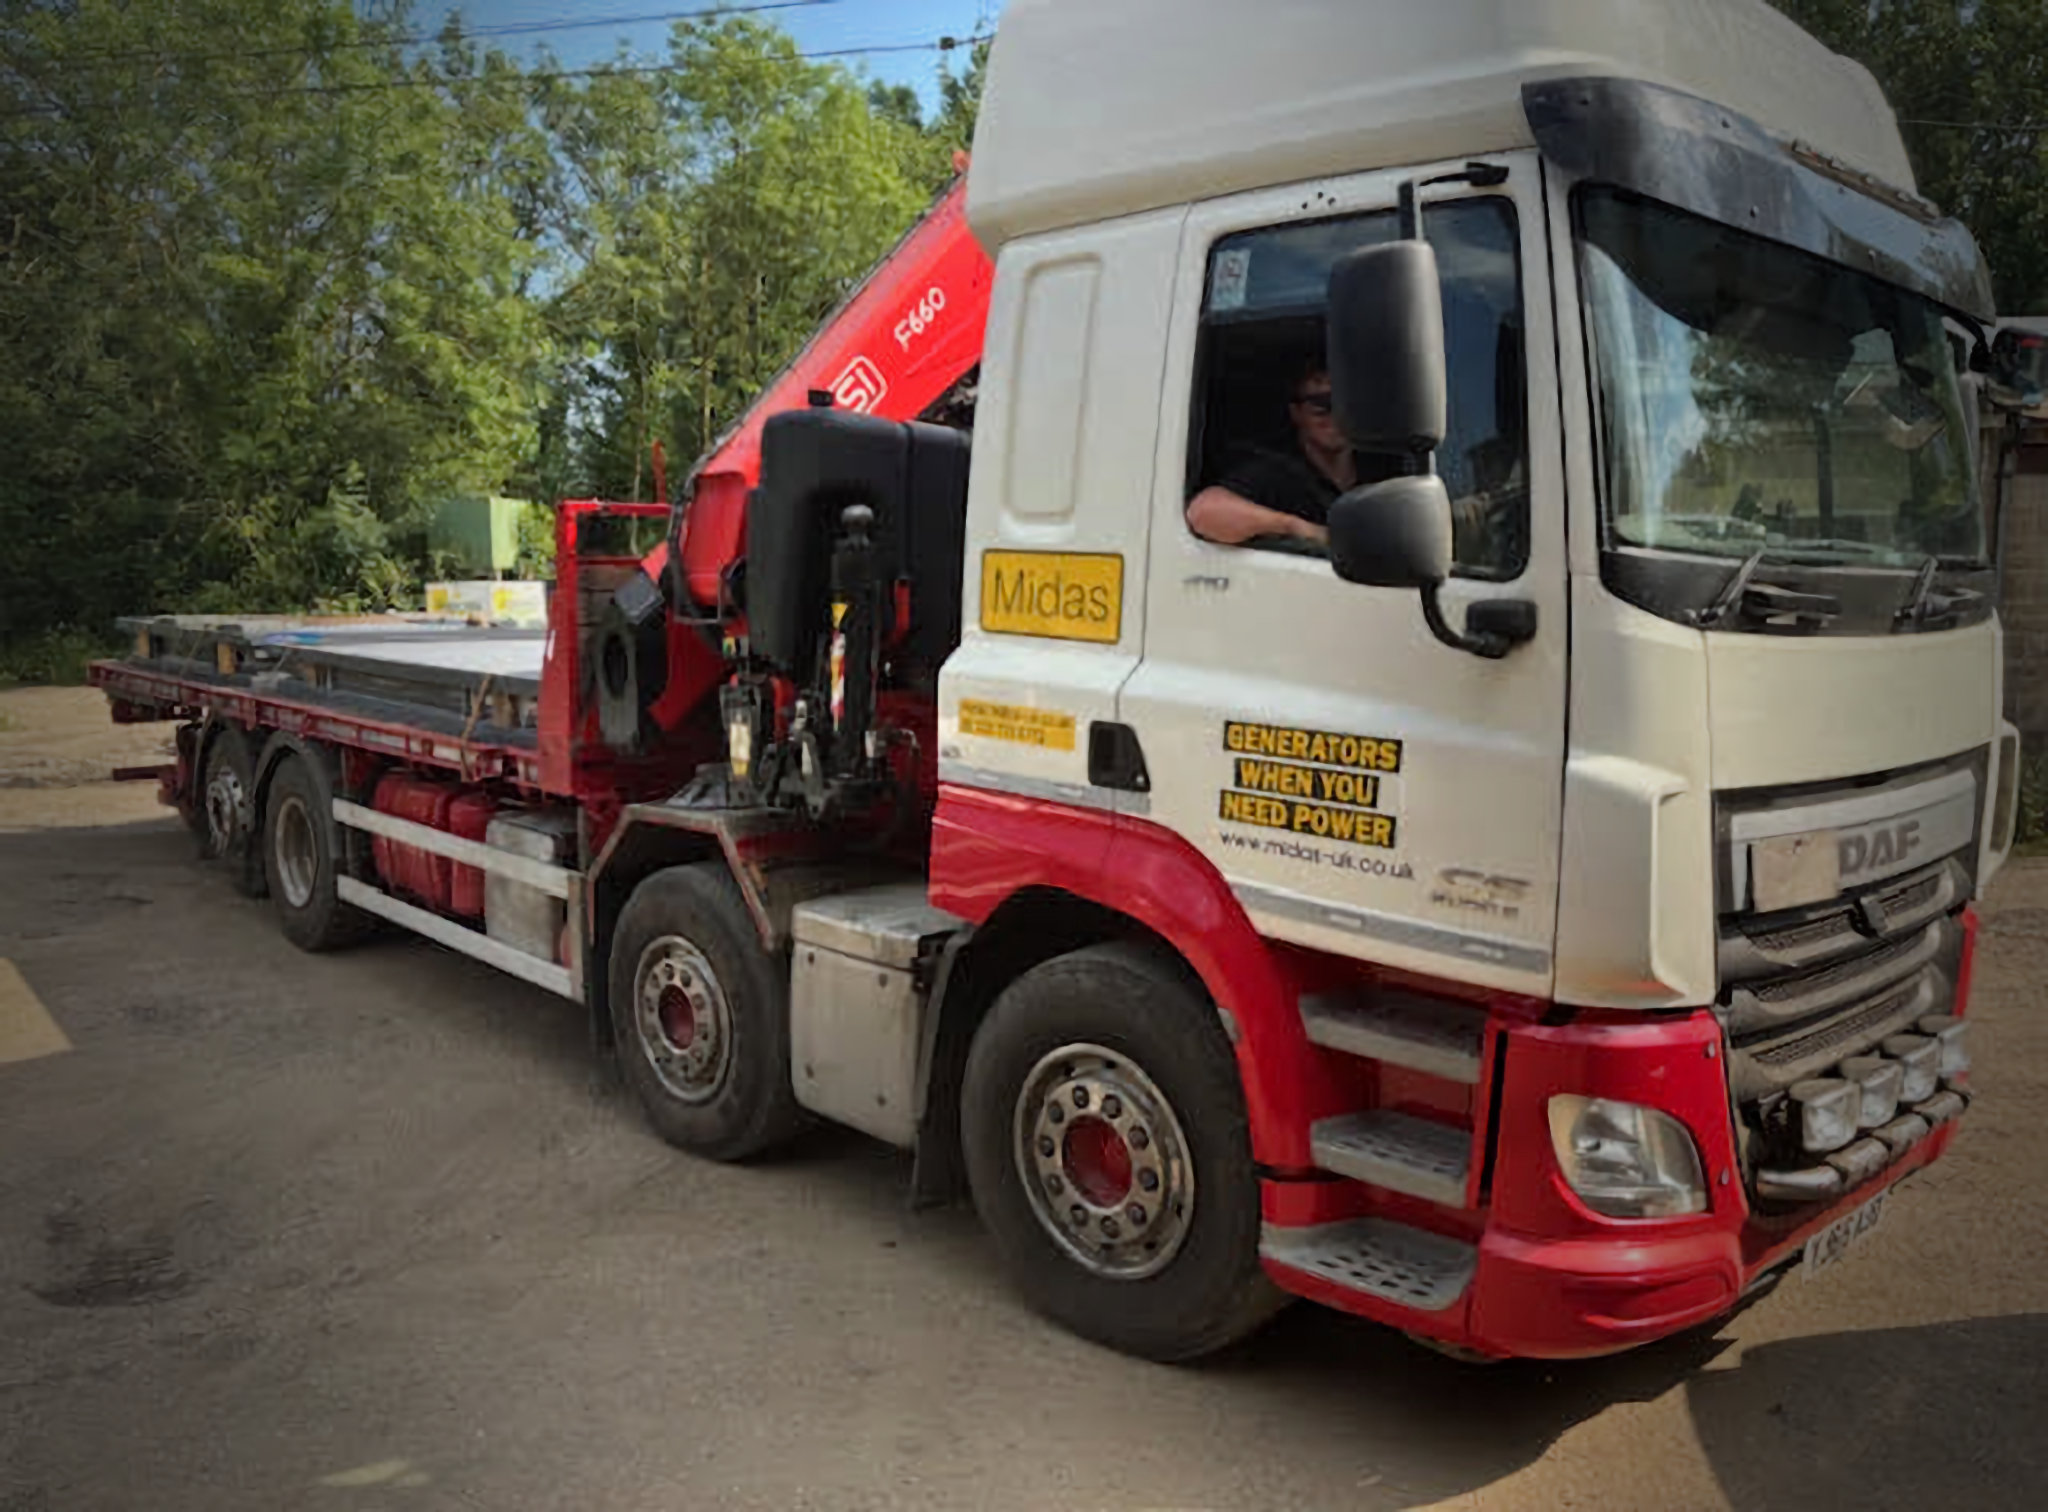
[448,791,497,918]
[370,773,455,910]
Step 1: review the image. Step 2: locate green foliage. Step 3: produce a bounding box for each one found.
[0,0,551,632]
[1,3,980,630]
[539,19,953,501]
[0,628,126,688]
[1771,0,2048,311]
[2015,748,2048,852]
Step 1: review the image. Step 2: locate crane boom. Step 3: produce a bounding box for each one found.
[672,172,993,609]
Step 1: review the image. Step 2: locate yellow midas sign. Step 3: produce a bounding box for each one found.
[980,551,1123,644]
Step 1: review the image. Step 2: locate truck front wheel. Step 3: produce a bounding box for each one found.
[960,942,1285,1361]
[609,864,805,1161]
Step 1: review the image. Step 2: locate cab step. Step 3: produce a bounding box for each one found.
[1300,990,1485,1083]
[1261,1217,1476,1313]
[1310,1110,1472,1206]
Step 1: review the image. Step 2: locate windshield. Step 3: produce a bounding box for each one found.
[1580,187,1985,568]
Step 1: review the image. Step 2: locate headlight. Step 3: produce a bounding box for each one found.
[1547,1096,1708,1219]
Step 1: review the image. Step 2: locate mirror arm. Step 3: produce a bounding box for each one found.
[1421,583,1514,660]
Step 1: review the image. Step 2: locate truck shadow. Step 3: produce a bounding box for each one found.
[1684,1312,2048,1512]
[1191,1302,1733,1505]
[783,1123,1725,1506]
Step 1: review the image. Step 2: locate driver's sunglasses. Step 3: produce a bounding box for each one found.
[1294,390,1335,414]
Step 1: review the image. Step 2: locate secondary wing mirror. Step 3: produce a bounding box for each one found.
[1987,327,2047,416]
[1328,476,1450,589]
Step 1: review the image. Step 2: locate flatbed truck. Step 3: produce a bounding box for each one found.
[96,0,2022,1361]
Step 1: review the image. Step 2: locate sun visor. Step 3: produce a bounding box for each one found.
[1524,76,1993,322]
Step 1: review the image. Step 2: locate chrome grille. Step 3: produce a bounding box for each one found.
[1747,871,1942,954]
[1720,858,1963,984]
[1749,978,1929,1069]
[1716,758,1983,1205]
[1749,932,1922,1004]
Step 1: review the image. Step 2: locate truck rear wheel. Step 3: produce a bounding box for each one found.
[960,942,1285,1361]
[261,751,369,952]
[609,864,805,1161]
[198,724,265,897]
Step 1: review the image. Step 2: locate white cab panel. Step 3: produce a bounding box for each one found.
[971,0,1909,253]
[940,207,1184,811]
[1553,585,1718,1009]
[1117,156,1567,996]
[1705,619,2000,792]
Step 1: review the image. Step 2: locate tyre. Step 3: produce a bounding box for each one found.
[197,724,266,896]
[260,751,370,952]
[609,864,805,1161]
[961,942,1286,1362]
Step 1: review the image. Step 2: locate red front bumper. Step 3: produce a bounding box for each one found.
[1263,912,1977,1359]
[1460,1118,1958,1358]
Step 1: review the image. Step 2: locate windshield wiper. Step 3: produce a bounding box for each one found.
[1894,555,1985,629]
[1694,547,1769,627]
[1694,547,1843,630]
[1895,555,1941,626]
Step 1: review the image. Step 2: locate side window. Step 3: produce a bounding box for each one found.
[1186,198,1529,579]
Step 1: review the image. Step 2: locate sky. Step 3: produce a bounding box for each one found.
[421,0,1000,109]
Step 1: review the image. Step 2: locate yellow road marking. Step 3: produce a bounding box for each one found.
[0,959,71,1064]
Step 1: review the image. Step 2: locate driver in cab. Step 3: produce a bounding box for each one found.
[1185,358,1399,548]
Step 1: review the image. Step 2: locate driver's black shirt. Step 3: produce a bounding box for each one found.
[1205,444,1403,530]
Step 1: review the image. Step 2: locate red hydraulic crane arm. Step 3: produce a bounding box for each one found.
[670,171,994,609]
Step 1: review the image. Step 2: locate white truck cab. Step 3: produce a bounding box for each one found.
[946,0,2016,999]
[925,0,2016,1355]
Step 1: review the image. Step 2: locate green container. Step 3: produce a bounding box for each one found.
[429,495,528,575]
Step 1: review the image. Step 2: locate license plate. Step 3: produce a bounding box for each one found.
[1752,831,1841,913]
[1802,1189,1888,1280]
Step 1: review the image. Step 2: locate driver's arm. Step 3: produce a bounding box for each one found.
[1186,486,1328,547]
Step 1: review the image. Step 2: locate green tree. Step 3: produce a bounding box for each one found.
[1773,0,2048,311]
[542,17,946,500]
[0,0,551,633]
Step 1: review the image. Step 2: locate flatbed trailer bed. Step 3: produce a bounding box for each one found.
[102,614,549,786]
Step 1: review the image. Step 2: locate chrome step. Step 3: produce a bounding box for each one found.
[1300,990,1485,1083]
[1261,1218,1476,1313]
[1310,1111,1472,1206]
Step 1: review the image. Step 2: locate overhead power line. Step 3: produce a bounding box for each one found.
[0,33,989,119]
[3,1,836,73]
[221,35,988,98]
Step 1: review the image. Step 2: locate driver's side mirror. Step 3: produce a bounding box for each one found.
[1324,239,1454,592]
[1988,328,2046,414]
[1328,240,1449,456]
[1322,232,1532,659]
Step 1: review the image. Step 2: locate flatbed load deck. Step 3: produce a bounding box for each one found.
[103,612,549,786]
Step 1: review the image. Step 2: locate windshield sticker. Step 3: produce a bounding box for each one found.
[1209,248,1251,312]
[1217,720,1401,850]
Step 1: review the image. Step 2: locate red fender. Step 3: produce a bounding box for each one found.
[928,783,1368,1169]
